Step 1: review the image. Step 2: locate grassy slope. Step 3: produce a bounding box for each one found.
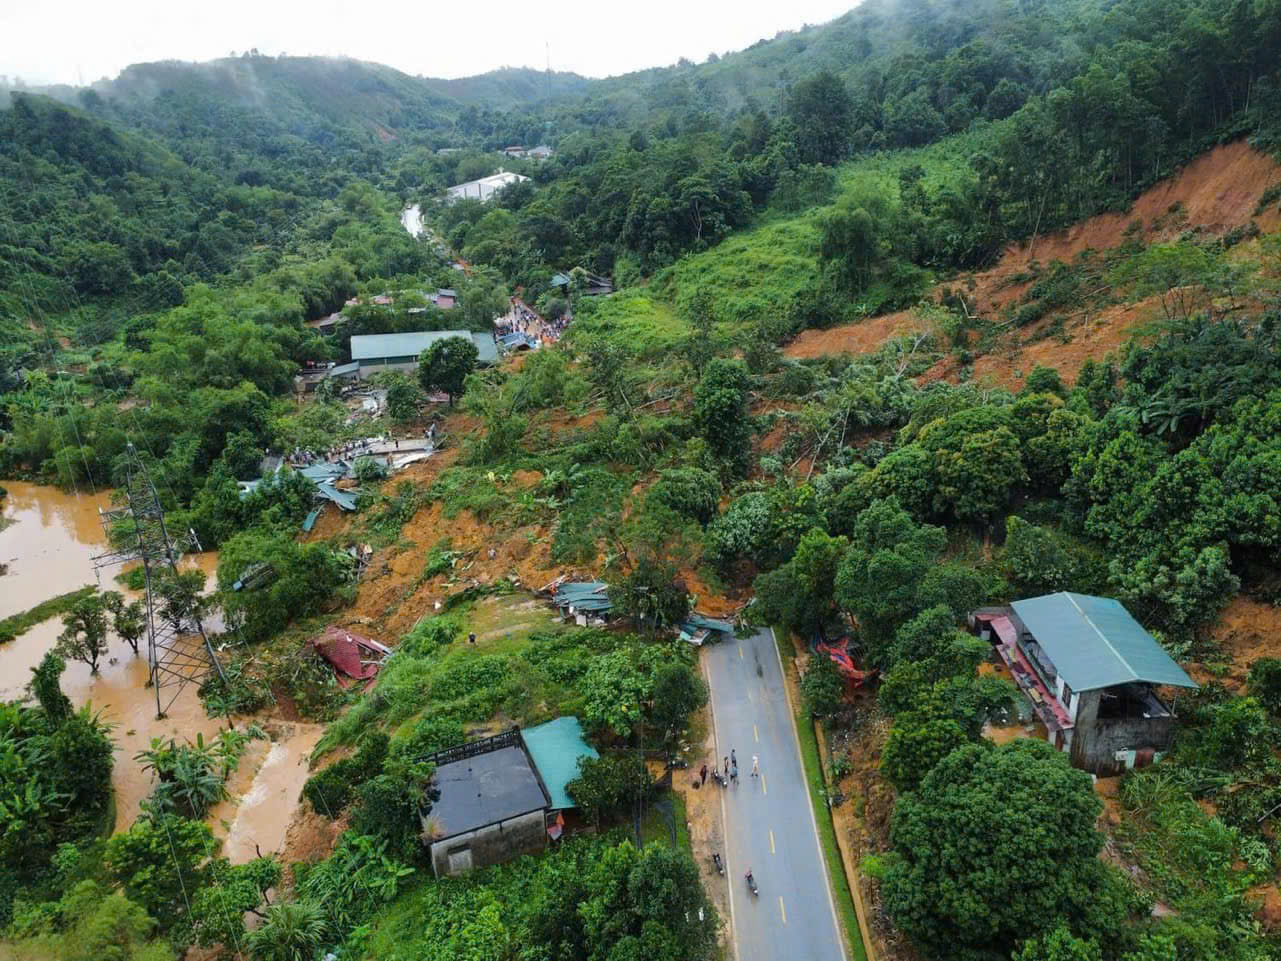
[607,131,995,335]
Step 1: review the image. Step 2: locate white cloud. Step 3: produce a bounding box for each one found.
[0,0,856,87]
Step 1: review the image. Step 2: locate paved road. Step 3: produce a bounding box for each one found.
[702,627,847,961]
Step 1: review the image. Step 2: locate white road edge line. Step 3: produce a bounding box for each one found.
[769,626,850,961]
[701,650,739,961]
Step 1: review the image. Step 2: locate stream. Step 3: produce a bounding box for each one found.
[0,481,320,859]
[401,203,424,238]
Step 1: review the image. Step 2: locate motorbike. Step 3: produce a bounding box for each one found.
[711,852,724,876]
[745,869,759,897]
[709,769,727,788]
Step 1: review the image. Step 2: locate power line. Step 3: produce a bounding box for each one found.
[91,443,226,718]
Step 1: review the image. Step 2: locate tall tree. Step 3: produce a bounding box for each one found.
[104,590,147,657]
[786,71,856,166]
[417,336,479,407]
[883,740,1124,959]
[693,358,752,475]
[153,569,210,634]
[28,650,73,723]
[56,591,112,674]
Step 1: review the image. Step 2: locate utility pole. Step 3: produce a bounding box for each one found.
[92,443,226,718]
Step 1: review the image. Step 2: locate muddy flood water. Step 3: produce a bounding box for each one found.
[0,481,321,860]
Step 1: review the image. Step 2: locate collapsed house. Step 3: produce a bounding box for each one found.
[552,581,612,625]
[971,592,1198,775]
[550,270,614,296]
[678,612,735,646]
[419,718,599,877]
[309,626,391,691]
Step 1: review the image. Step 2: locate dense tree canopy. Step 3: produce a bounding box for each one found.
[884,740,1127,961]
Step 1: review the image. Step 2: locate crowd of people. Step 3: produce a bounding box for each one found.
[495,297,571,346]
[281,436,403,467]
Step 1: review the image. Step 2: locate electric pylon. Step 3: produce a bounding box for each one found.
[91,443,226,717]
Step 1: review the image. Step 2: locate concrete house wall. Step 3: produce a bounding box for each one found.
[1070,690,1178,776]
[429,808,547,877]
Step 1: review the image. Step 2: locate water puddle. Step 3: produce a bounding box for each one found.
[1,482,319,852]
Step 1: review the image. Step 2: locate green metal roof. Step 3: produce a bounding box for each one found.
[522,717,599,810]
[349,330,497,366]
[470,332,499,365]
[683,613,735,634]
[553,582,611,612]
[1010,592,1197,692]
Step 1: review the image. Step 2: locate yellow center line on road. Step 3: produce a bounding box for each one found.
[761,773,768,795]
[779,896,787,925]
[769,830,775,854]
[753,724,759,742]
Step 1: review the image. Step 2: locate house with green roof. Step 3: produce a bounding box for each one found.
[349,330,498,378]
[971,592,1198,775]
[416,718,599,876]
[521,717,599,811]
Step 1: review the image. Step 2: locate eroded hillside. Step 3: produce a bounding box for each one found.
[786,139,1281,388]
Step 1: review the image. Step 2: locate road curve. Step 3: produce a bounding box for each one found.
[702,627,848,961]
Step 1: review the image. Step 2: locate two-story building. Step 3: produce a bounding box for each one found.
[971,591,1198,776]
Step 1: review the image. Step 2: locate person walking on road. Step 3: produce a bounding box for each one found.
[699,763,708,787]
[751,754,760,777]
[731,749,737,769]
[730,761,738,785]
[723,756,729,778]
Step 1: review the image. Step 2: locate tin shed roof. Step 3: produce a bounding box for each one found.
[521,717,599,810]
[349,330,497,365]
[350,330,472,361]
[1010,592,1197,692]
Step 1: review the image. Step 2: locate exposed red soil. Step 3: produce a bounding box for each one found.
[1186,596,1281,692]
[922,294,1168,391]
[1252,884,1281,931]
[785,140,1281,386]
[278,807,347,881]
[784,309,929,360]
[1016,140,1281,268]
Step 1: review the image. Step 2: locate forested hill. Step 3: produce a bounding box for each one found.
[92,56,462,141]
[419,67,592,111]
[564,0,1277,142]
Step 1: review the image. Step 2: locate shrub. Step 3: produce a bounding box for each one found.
[801,655,845,717]
[303,731,389,817]
[646,467,720,525]
[1247,658,1281,716]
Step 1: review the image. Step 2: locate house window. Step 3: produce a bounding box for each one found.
[1061,681,1073,712]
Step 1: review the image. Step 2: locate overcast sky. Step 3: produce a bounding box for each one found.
[1,0,856,88]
